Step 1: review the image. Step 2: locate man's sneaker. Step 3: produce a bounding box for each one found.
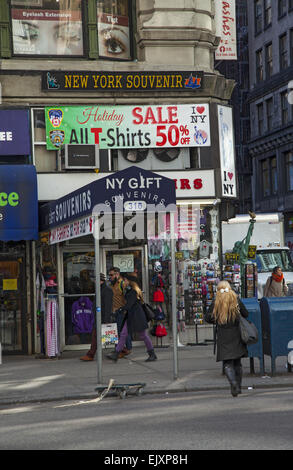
[118,348,132,358]
[80,355,94,361]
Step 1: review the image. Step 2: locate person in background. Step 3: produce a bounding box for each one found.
[80,273,113,362]
[106,273,157,363]
[263,266,288,297]
[205,281,249,397]
[109,267,132,357]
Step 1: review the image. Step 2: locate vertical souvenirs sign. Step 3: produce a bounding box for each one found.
[218,105,237,198]
[215,0,237,60]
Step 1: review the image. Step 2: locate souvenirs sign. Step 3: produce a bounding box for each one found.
[42,71,203,91]
[45,104,211,150]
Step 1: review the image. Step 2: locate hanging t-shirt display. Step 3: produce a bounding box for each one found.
[71,296,94,334]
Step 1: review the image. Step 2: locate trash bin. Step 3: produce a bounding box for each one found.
[241,298,264,375]
[260,297,293,375]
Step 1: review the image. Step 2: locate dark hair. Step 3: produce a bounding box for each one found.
[273,266,281,274]
[109,267,120,274]
[122,273,137,282]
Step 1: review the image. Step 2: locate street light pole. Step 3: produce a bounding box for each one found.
[94,216,102,384]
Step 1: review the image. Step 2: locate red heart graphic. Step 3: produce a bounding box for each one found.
[196,106,205,114]
[228,172,233,180]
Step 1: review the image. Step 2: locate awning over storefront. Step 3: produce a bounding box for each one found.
[0,165,38,241]
[39,166,177,232]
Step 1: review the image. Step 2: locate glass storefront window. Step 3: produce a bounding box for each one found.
[147,205,220,329]
[11,0,84,56]
[63,251,95,346]
[0,242,26,352]
[97,0,132,60]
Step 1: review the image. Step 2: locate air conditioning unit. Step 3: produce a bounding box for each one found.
[117,148,190,171]
[64,144,99,169]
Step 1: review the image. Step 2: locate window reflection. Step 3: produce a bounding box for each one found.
[11,0,84,56]
[97,0,131,60]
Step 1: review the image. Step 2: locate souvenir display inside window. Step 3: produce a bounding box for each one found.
[97,0,131,60]
[11,0,84,56]
[147,206,221,338]
[36,239,60,357]
[63,251,95,346]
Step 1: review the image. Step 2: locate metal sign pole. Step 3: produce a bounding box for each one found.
[170,211,178,380]
[94,216,102,384]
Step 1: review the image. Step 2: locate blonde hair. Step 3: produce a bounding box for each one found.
[128,279,144,302]
[213,281,239,325]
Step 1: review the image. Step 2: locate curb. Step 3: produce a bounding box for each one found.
[1,381,293,406]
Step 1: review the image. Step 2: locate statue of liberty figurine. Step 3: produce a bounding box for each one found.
[232,212,256,296]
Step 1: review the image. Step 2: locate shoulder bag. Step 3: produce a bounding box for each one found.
[141,302,155,322]
[239,315,258,345]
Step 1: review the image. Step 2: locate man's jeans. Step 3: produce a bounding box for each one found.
[116,310,132,350]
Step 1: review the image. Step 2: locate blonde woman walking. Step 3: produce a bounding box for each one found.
[205,281,249,397]
[107,273,157,362]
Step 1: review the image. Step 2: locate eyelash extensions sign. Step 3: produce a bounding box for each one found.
[45,104,210,150]
[11,3,83,56]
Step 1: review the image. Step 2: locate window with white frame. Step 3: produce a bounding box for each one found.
[32,108,58,172]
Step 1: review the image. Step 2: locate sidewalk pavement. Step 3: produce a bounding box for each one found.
[0,343,293,406]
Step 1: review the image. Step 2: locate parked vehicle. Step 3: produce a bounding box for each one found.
[222,213,293,298]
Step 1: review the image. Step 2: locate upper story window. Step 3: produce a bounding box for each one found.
[97,0,132,60]
[281,90,289,124]
[279,33,288,70]
[264,0,272,28]
[255,0,263,35]
[257,102,264,134]
[265,42,273,79]
[290,28,293,65]
[266,97,273,131]
[256,48,263,83]
[8,0,134,60]
[278,0,287,18]
[11,0,84,57]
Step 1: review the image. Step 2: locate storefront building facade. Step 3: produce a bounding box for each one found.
[0,0,237,354]
[0,109,38,354]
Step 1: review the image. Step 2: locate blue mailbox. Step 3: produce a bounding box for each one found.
[241,298,264,375]
[260,297,293,375]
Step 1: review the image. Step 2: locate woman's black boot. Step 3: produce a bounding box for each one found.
[235,364,242,394]
[145,349,157,362]
[106,350,119,362]
[224,365,238,397]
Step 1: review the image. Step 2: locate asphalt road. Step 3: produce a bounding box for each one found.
[0,388,292,451]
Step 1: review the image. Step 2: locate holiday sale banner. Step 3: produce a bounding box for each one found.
[45,104,210,150]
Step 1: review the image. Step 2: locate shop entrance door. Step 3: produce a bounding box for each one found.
[102,246,147,298]
[0,256,26,353]
[62,249,96,347]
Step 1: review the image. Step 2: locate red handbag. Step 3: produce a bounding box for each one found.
[155,323,167,337]
[153,288,164,303]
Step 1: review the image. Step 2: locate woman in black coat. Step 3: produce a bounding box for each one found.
[205,281,249,397]
[107,274,157,362]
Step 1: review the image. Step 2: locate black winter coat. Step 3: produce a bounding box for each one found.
[101,282,113,323]
[123,288,148,334]
[205,299,249,362]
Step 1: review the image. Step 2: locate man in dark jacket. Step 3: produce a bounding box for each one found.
[80,273,113,361]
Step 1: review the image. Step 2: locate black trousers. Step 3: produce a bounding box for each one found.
[223,358,241,369]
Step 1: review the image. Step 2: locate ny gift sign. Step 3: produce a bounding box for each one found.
[215,0,237,60]
[45,104,211,150]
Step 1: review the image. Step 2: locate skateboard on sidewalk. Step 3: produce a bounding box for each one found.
[95,382,146,399]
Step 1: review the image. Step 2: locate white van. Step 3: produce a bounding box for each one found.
[255,247,293,298]
[222,213,293,298]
